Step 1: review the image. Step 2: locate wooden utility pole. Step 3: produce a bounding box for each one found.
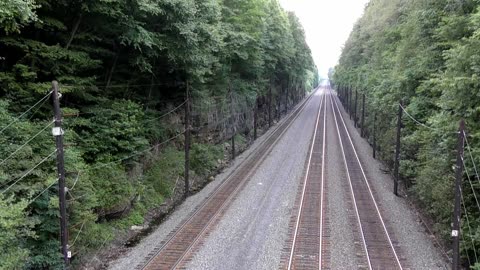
[452,120,465,270]
[341,85,345,104]
[373,112,377,159]
[361,94,366,137]
[349,87,353,118]
[254,98,258,140]
[268,82,272,128]
[184,82,191,199]
[230,86,236,160]
[393,101,403,196]
[353,89,358,128]
[52,81,69,266]
[346,87,350,113]
[285,79,289,114]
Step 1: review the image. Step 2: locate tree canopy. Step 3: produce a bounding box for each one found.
[332,0,480,266]
[0,0,317,268]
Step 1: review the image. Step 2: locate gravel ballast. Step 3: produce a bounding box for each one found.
[186,91,322,269]
[108,89,448,269]
[332,93,448,269]
[107,91,321,270]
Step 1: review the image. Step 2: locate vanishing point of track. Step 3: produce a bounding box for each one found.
[137,89,318,270]
[282,90,328,270]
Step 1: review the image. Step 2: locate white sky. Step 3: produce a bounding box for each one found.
[279,0,370,78]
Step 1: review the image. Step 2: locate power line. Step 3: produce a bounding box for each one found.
[62,82,174,89]
[460,189,479,262]
[70,173,81,190]
[66,131,186,190]
[461,155,480,213]
[85,131,184,172]
[399,103,457,134]
[0,91,53,134]
[70,220,86,247]
[0,121,54,166]
[461,226,472,267]
[144,99,187,123]
[28,93,52,121]
[29,178,58,204]
[0,150,57,194]
[463,133,480,186]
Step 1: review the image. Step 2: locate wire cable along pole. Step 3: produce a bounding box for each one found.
[393,101,403,196]
[184,81,191,199]
[453,119,465,270]
[52,81,70,266]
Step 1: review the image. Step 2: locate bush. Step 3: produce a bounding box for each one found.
[190,143,223,176]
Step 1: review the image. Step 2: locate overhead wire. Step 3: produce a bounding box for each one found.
[64,130,186,191]
[62,82,174,89]
[70,220,86,247]
[461,226,473,267]
[399,103,458,134]
[461,155,480,213]
[0,91,53,134]
[29,178,59,204]
[460,189,479,262]
[464,132,480,186]
[144,99,187,123]
[0,149,57,194]
[0,121,54,166]
[27,93,52,121]
[85,130,185,172]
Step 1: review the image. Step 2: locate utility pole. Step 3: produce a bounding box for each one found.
[361,94,366,137]
[285,79,289,114]
[184,82,191,199]
[349,87,353,118]
[393,101,403,196]
[230,86,236,160]
[353,89,358,128]
[254,98,258,140]
[268,81,272,128]
[346,87,349,113]
[346,87,350,114]
[452,119,465,270]
[52,81,69,266]
[373,112,377,159]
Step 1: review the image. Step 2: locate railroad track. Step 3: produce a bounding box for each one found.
[281,89,328,270]
[329,88,405,269]
[137,87,319,270]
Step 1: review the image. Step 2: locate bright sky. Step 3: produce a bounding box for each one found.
[279,0,370,78]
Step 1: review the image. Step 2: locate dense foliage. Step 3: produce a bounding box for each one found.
[332,0,480,266]
[0,0,317,268]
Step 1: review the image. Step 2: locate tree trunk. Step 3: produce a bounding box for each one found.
[66,14,83,50]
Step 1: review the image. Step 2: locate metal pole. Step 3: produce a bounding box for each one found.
[452,119,465,270]
[184,82,191,199]
[393,101,403,196]
[52,81,69,266]
[361,94,366,137]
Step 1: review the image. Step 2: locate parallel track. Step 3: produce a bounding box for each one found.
[281,90,328,270]
[329,88,404,269]
[138,88,319,270]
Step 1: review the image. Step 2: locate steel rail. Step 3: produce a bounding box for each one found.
[140,87,320,270]
[286,90,327,270]
[329,89,403,269]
